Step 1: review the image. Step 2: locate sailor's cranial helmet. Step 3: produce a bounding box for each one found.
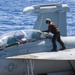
[45,18,51,24]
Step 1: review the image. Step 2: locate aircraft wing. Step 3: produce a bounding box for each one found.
[6,48,75,60]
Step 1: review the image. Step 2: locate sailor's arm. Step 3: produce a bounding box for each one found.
[42,30,48,32]
[42,26,50,32]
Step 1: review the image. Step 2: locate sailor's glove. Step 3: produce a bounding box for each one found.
[42,30,45,32]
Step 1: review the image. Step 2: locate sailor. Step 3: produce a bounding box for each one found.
[42,18,66,51]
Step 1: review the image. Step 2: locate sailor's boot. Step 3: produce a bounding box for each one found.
[60,44,66,50]
[51,44,57,52]
[51,48,57,52]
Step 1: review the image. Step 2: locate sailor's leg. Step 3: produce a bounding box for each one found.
[57,33,66,50]
[51,34,57,51]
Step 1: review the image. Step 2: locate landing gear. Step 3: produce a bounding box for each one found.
[26,59,34,75]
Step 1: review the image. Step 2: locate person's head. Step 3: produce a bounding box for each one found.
[45,18,51,24]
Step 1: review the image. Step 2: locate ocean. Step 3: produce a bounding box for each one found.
[0,0,75,36]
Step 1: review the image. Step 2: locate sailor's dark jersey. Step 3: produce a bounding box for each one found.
[44,22,59,34]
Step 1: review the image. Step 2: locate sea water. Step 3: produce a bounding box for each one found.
[0,0,75,36]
